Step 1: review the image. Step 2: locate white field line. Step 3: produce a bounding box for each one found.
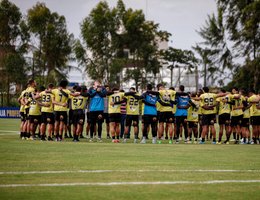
[0,180,260,188]
[0,169,259,175]
[0,130,19,135]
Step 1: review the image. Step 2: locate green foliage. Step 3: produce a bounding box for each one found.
[0,0,28,106]
[27,2,73,86]
[79,0,170,88]
[196,0,259,90]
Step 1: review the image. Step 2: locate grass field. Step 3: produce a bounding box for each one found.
[0,118,259,200]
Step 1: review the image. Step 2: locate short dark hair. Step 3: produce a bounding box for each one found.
[39,86,45,92]
[157,83,163,90]
[179,85,185,92]
[48,83,54,89]
[249,88,255,94]
[129,87,135,92]
[232,87,238,92]
[220,88,226,93]
[169,87,175,90]
[203,86,209,93]
[59,80,68,88]
[76,86,82,92]
[147,84,153,90]
[28,79,35,85]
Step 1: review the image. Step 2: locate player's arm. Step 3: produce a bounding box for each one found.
[52,96,67,107]
[97,87,107,97]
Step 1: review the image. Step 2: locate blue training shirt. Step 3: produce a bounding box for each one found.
[175,94,190,116]
[88,87,106,112]
[142,92,158,116]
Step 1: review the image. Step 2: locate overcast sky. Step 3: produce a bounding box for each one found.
[12,0,217,50]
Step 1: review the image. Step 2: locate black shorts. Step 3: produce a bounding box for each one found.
[41,112,54,124]
[201,114,216,126]
[187,121,198,128]
[250,116,260,126]
[231,115,243,126]
[25,108,29,120]
[72,109,85,125]
[241,118,250,127]
[68,109,74,125]
[109,113,121,123]
[89,111,104,123]
[29,115,41,124]
[54,111,67,123]
[218,113,231,125]
[86,112,91,123]
[175,116,187,126]
[103,113,110,124]
[142,115,158,125]
[158,111,174,123]
[125,115,139,127]
[20,112,25,122]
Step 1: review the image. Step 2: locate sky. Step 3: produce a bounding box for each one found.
[11,0,217,83]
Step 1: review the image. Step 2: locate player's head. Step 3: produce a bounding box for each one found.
[81,85,87,92]
[232,87,238,94]
[59,80,68,88]
[48,83,54,89]
[28,79,36,87]
[248,88,255,96]
[129,87,135,92]
[112,87,119,92]
[202,86,209,93]
[104,84,109,91]
[94,80,101,88]
[156,83,164,90]
[169,87,175,91]
[76,86,82,92]
[220,88,226,93]
[73,85,78,91]
[39,86,45,92]
[147,84,153,91]
[119,89,125,92]
[179,85,185,92]
[191,92,197,98]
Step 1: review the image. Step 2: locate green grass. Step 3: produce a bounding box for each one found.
[0,118,259,200]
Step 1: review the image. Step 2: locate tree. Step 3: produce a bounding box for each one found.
[196,0,259,90]
[27,2,73,85]
[217,0,260,90]
[79,0,170,89]
[0,0,28,105]
[161,47,197,87]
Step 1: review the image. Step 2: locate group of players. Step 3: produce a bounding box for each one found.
[18,79,260,144]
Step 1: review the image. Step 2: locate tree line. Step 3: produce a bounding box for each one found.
[0,0,259,106]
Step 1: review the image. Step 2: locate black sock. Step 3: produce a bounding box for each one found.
[116,135,119,139]
[112,136,115,139]
[202,138,205,142]
[213,138,216,142]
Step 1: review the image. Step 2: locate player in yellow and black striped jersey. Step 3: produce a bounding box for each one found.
[187,93,199,143]
[51,80,80,141]
[123,87,142,142]
[20,79,37,139]
[230,87,246,144]
[107,88,125,142]
[69,86,88,142]
[34,84,55,141]
[248,89,260,144]
[194,87,227,144]
[216,89,233,144]
[27,89,42,140]
[157,84,176,143]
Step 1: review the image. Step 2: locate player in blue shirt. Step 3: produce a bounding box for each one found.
[175,85,193,143]
[87,81,107,141]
